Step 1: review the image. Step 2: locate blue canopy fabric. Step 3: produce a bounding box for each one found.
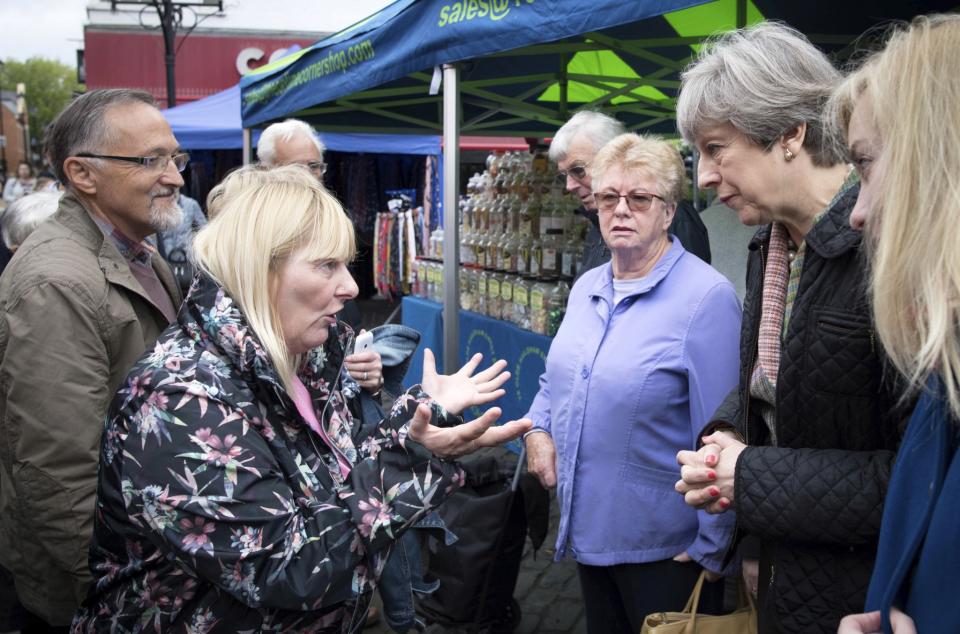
[239,0,953,136]
[240,0,707,128]
[163,84,251,150]
[162,84,441,155]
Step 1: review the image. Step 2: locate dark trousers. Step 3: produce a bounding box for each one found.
[577,559,724,634]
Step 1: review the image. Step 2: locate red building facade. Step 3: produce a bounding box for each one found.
[83,27,321,105]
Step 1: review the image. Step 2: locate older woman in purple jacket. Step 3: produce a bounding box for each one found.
[523,133,741,633]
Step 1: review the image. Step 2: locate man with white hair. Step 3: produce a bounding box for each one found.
[0,191,62,253]
[257,117,327,178]
[0,89,183,630]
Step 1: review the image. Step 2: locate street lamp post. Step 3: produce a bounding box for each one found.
[111,1,223,108]
[160,0,177,108]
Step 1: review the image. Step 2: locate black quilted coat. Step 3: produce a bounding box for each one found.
[711,185,905,634]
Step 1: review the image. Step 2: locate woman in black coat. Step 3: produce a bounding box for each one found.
[672,23,905,634]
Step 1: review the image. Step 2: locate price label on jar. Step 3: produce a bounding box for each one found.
[531,289,544,310]
[542,248,557,272]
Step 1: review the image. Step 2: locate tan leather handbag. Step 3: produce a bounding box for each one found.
[640,571,757,634]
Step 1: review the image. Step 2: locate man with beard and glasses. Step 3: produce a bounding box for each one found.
[0,89,184,633]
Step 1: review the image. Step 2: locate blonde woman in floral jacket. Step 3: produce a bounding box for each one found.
[71,166,530,634]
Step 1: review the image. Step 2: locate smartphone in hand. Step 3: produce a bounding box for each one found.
[353,330,374,355]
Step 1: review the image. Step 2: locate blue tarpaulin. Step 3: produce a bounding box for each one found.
[239,0,952,135]
[162,84,441,154]
[239,0,707,128]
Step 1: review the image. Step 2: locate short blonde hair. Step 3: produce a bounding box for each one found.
[192,165,356,392]
[590,133,687,204]
[830,14,960,419]
[204,164,269,220]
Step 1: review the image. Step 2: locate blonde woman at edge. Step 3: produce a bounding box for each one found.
[831,14,960,634]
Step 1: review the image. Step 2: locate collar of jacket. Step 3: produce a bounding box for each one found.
[748,183,862,259]
[573,204,600,229]
[178,271,347,402]
[587,236,687,304]
[56,191,182,309]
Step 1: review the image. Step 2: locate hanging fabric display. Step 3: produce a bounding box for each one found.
[373,191,421,300]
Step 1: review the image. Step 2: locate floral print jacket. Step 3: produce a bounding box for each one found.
[71,274,465,633]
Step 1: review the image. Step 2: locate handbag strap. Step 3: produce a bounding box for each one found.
[737,575,758,611]
[679,570,708,628]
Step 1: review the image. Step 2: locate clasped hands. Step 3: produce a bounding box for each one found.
[674,430,747,514]
[408,348,531,459]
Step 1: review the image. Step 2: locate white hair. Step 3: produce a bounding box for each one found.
[256,118,326,166]
[1,191,62,249]
[549,110,625,162]
[676,22,844,167]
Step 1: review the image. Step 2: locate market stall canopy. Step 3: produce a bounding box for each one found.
[163,83,523,152]
[239,0,950,136]
[162,83,441,154]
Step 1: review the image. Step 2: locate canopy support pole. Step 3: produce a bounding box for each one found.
[242,128,252,165]
[559,52,569,120]
[442,63,461,374]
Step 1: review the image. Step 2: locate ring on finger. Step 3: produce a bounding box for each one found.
[362,371,368,381]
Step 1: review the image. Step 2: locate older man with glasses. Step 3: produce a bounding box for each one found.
[257,118,328,178]
[0,89,184,632]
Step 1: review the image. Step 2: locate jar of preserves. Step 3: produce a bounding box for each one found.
[513,276,532,331]
[516,234,532,277]
[459,266,473,312]
[547,279,570,336]
[528,236,543,278]
[476,269,489,316]
[529,278,552,335]
[502,234,519,274]
[487,272,502,319]
[500,274,515,324]
[540,229,562,279]
[560,231,581,280]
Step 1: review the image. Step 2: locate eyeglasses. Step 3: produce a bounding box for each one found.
[75,152,190,173]
[594,191,665,213]
[556,163,589,184]
[304,160,327,175]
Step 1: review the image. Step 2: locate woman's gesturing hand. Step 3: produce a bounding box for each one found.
[408,404,532,459]
[420,348,509,415]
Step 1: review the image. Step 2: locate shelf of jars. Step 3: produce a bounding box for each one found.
[411,150,589,337]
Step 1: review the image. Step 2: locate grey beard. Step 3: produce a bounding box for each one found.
[150,199,184,232]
